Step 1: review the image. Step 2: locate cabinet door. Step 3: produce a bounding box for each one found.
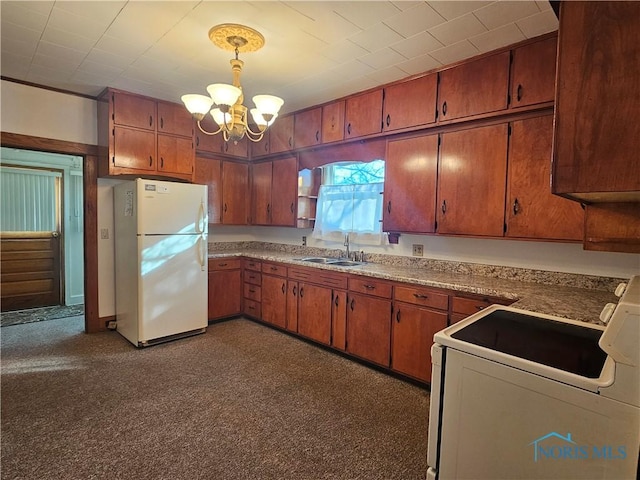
[113,127,156,171]
[438,51,510,121]
[331,289,347,351]
[208,269,241,319]
[553,1,640,198]
[249,131,270,158]
[261,274,287,329]
[286,280,298,333]
[269,114,295,153]
[510,35,557,109]
[195,116,223,154]
[194,157,222,224]
[157,135,194,176]
[322,101,345,144]
[222,137,248,158]
[506,115,583,240]
[295,108,322,149]
[271,156,297,226]
[383,134,438,233]
[157,101,193,137]
[112,91,156,130]
[346,292,391,367]
[383,74,437,132]
[344,90,383,139]
[437,124,508,236]
[221,161,249,225]
[251,162,272,225]
[297,282,332,345]
[391,303,447,383]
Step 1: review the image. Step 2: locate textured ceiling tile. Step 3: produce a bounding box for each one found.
[469,23,526,53]
[473,1,540,30]
[366,65,409,85]
[396,53,442,75]
[428,13,487,46]
[516,10,559,38]
[359,47,407,70]
[0,2,51,31]
[1,51,31,78]
[391,31,443,58]
[349,23,405,52]
[427,1,491,21]
[430,40,479,65]
[320,39,370,64]
[384,3,446,37]
[332,1,402,29]
[41,27,95,53]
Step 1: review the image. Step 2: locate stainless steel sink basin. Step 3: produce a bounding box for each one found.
[296,257,337,263]
[294,257,365,267]
[328,260,365,267]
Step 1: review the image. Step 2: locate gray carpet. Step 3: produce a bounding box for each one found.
[0,304,85,327]
[1,316,429,479]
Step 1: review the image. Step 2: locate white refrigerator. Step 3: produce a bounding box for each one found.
[113,179,208,347]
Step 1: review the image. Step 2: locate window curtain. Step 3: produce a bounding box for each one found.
[312,182,384,245]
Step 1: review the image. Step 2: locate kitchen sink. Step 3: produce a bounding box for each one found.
[294,257,365,267]
[296,257,337,263]
[328,260,365,267]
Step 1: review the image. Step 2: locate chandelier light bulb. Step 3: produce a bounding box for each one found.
[181,94,214,119]
[206,83,242,108]
[252,94,284,116]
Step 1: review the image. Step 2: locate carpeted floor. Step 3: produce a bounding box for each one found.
[0,304,85,327]
[1,316,430,480]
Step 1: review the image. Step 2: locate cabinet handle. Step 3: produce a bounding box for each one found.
[248,305,255,310]
[288,137,293,147]
[350,298,355,311]
[386,114,391,127]
[300,287,304,298]
[160,117,164,129]
[334,295,339,307]
[475,305,485,311]
[218,263,228,267]
[282,282,285,294]
[264,143,268,152]
[270,266,278,271]
[517,84,523,102]
[347,123,352,135]
[292,285,297,296]
[290,202,295,213]
[224,203,228,213]
[149,156,153,167]
[513,198,520,215]
[396,309,401,323]
[413,293,428,299]
[442,101,447,116]
[160,157,164,168]
[249,288,255,293]
[441,200,447,214]
[224,143,229,152]
[364,284,375,290]
[149,115,153,127]
[196,136,200,146]
[387,200,391,214]
[266,203,270,214]
[315,130,320,142]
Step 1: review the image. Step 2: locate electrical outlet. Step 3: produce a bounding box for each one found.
[100,228,109,240]
[412,244,424,257]
[302,236,307,246]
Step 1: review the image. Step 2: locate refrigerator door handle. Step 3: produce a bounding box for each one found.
[196,200,206,234]
[197,236,206,271]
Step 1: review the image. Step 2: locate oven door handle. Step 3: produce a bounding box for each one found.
[427,344,445,472]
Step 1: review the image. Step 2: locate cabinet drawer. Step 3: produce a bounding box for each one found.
[244,283,261,302]
[208,258,241,271]
[289,267,348,289]
[243,299,261,318]
[262,262,287,277]
[451,296,493,315]
[244,270,262,286]
[394,285,449,311]
[244,259,262,272]
[348,276,392,298]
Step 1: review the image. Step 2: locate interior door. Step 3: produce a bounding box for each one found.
[0,166,62,311]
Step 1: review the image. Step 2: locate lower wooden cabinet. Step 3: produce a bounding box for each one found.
[297,282,334,345]
[242,260,262,318]
[261,267,287,329]
[208,258,242,320]
[346,286,392,368]
[331,290,347,351]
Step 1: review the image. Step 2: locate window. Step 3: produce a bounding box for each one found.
[312,160,385,244]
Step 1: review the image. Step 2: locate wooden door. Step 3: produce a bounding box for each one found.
[221,161,249,225]
[208,269,241,319]
[271,156,297,226]
[506,115,583,240]
[553,1,640,198]
[383,73,437,132]
[346,292,391,367]
[391,303,447,383]
[194,157,222,224]
[157,101,193,137]
[344,90,383,139]
[331,289,347,351]
[437,124,508,236]
[510,35,557,109]
[383,134,438,233]
[157,135,193,176]
[294,108,322,149]
[286,280,298,333]
[112,127,156,172]
[1,233,61,311]
[261,274,287,329]
[297,282,332,345]
[438,51,510,121]
[322,101,345,144]
[269,114,295,153]
[251,161,272,225]
[112,91,156,130]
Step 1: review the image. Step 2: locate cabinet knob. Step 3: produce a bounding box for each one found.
[160,117,164,129]
[387,200,391,214]
[413,293,428,299]
[149,156,153,167]
[282,282,285,294]
[396,309,401,323]
[224,203,228,213]
[516,84,523,102]
[160,157,164,168]
[315,130,320,142]
[441,199,447,214]
[442,101,447,116]
[292,285,297,296]
[350,298,355,311]
[300,287,304,298]
[347,123,352,135]
[513,198,520,215]
[149,115,153,127]
[334,295,339,307]
[290,202,295,213]
[386,114,391,127]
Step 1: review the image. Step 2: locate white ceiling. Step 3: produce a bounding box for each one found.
[0,1,558,114]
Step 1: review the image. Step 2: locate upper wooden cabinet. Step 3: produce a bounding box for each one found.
[438,51,510,122]
[221,161,249,225]
[251,156,297,226]
[249,131,270,158]
[552,1,640,201]
[506,115,583,241]
[344,89,383,140]
[509,35,557,109]
[194,116,248,158]
[382,73,437,132]
[383,133,439,233]
[437,123,508,237]
[322,100,345,144]
[268,114,295,154]
[97,88,194,181]
[193,156,222,224]
[294,107,322,149]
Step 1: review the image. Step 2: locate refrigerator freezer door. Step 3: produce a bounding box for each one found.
[136,179,207,235]
[138,233,207,343]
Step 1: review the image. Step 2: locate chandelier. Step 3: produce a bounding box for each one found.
[181,24,284,143]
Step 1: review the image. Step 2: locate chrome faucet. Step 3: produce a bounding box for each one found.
[343,233,350,259]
